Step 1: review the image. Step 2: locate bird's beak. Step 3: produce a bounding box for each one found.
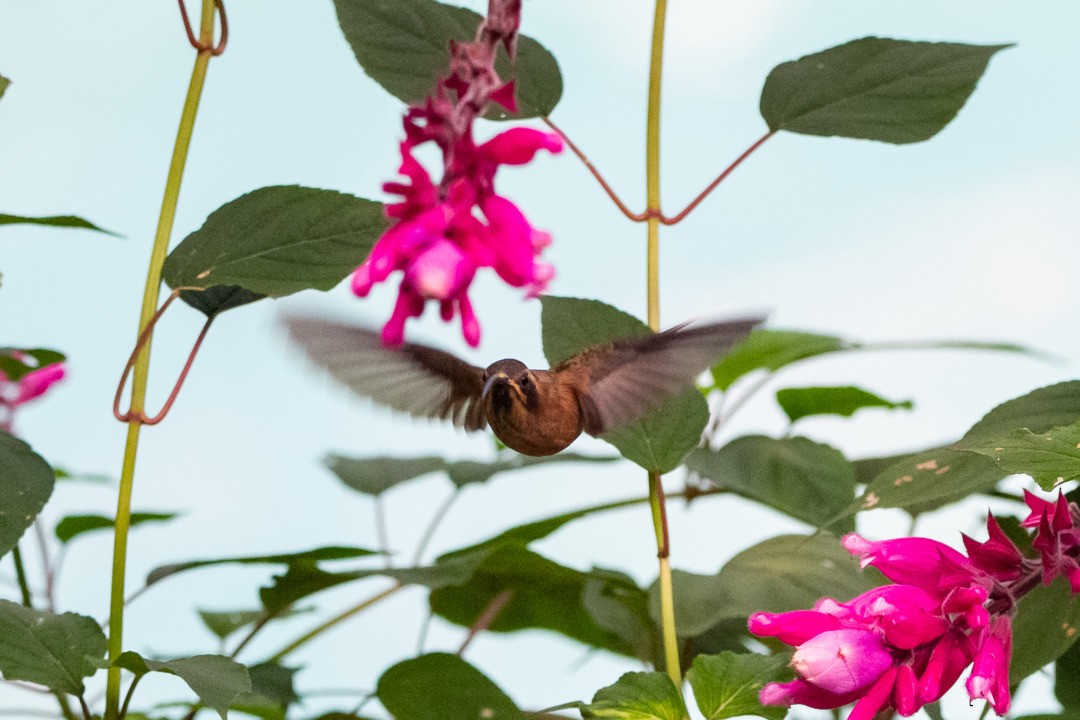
[482,372,509,400]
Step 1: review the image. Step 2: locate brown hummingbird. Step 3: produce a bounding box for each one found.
[283,314,761,456]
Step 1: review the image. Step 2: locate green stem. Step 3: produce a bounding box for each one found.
[11,545,32,608]
[103,4,217,719]
[644,0,681,694]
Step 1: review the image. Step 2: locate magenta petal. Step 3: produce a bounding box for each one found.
[381,287,425,347]
[16,363,66,405]
[759,678,857,710]
[480,127,563,166]
[482,195,537,287]
[966,616,1012,716]
[748,610,844,646]
[846,585,948,650]
[405,239,472,300]
[893,664,919,716]
[843,533,977,593]
[963,514,1025,581]
[791,629,893,694]
[848,666,898,720]
[919,629,974,703]
[457,292,480,347]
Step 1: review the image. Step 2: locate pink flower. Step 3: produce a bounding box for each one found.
[0,353,66,434]
[966,616,1013,715]
[1023,490,1080,592]
[351,0,562,347]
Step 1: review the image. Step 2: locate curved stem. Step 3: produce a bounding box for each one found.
[660,132,774,225]
[103,3,218,718]
[411,487,461,565]
[644,0,681,694]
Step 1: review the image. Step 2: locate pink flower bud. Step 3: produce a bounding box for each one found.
[791,629,893,695]
[966,616,1012,715]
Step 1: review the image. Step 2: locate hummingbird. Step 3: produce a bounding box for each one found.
[283,314,761,456]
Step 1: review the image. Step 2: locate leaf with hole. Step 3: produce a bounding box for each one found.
[0,601,106,695]
[376,653,522,720]
[686,652,788,720]
[684,436,856,533]
[761,37,1010,143]
[0,431,55,558]
[776,385,912,423]
[162,186,385,310]
[332,0,562,120]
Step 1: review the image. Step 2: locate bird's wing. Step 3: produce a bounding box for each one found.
[566,317,762,436]
[282,315,488,431]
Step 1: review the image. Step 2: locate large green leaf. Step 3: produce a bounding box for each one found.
[54,512,176,544]
[582,567,659,665]
[376,653,522,720]
[179,285,267,318]
[332,0,562,120]
[1055,640,1080,713]
[162,186,385,305]
[0,213,118,236]
[146,546,380,586]
[325,451,617,496]
[430,544,644,657]
[540,296,709,473]
[0,431,55,558]
[684,436,856,533]
[852,381,1080,516]
[960,420,1080,491]
[0,601,106,695]
[114,651,251,720]
[710,330,846,391]
[579,671,687,720]
[760,38,1010,143]
[685,652,787,720]
[1009,578,1080,683]
[775,385,912,423]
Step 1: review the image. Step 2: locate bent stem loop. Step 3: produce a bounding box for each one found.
[104,2,221,718]
[178,0,228,55]
[113,287,214,425]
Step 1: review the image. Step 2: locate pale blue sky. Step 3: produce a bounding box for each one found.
[2,2,1079,717]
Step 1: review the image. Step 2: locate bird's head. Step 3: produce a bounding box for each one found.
[482,359,539,414]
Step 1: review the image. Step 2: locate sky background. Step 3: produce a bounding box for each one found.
[2,1,1079,718]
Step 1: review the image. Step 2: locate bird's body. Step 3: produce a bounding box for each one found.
[284,315,761,456]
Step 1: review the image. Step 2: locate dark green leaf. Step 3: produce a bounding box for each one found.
[197,610,267,642]
[582,568,659,665]
[332,0,562,120]
[0,348,65,383]
[1055,640,1080,712]
[325,451,617,496]
[684,436,856,533]
[852,452,917,486]
[54,512,176,544]
[710,330,846,391]
[180,285,267,318]
[0,601,106,694]
[0,213,118,236]
[146,546,379,586]
[162,186,385,303]
[232,661,299,711]
[685,652,787,720]
[579,671,687,720]
[760,38,1010,143]
[377,653,522,720]
[0,431,55,558]
[962,381,1080,443]
[1010,578,1080,682]
[775,385,912,423]
[960,420,1080,491]
[540,296,708,473]
[0,74,8,100]
[430,545,642,656]
[114,651,251,720]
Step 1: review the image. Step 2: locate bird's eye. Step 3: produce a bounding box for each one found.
[519,375,531,388]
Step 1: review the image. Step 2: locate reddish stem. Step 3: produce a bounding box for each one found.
[178,0,228,55]
[661,131,775,225]
[457,589,514,655]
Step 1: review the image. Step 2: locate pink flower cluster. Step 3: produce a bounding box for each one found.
[750,491,1080,719]
[0,352,66,434]
[352,0,561,347]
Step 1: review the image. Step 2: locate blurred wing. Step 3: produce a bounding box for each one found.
[569,316,763,436]
[282,315,488,431]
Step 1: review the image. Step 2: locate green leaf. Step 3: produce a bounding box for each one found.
[776,385,912,423]
[325,451,617,496]
[684,436,856,533]
[1055,640,1080,712]
[232,661,299,712]
[579,671,687,720]
[540,296,709,473]
[709,330,846,391]
[685,652,787,720]
[760,37,1010,143]
[197,609,267,642]
[146,545,379,586]
[0,431,55,558]
[960,420,1080,491]
[179,285,267,318]
[582,568,659,665]
[332,0,562,120]
[376,653,522,720]
[54,512,176,544]
[430,545,644,656]
[0,74,8,100]
[0,601,106,694]
[162,186,386,305]
[0,213,118,236]
[0,348,65,383]
[1009,578,1080,683]
[852,381,1080,516]
[114,651,251,720]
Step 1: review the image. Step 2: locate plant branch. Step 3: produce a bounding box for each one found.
[11,545,32,607]
[660,132,774,225]
[457,588,514,656]
[104,2,220,717]
[411,487,461,565]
